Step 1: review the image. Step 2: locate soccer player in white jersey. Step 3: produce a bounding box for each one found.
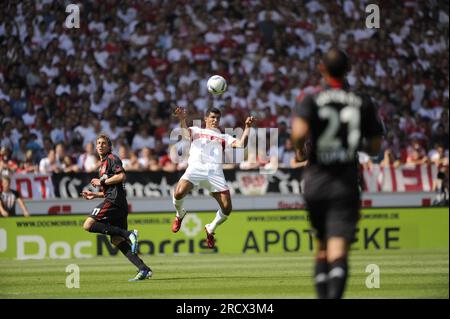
[171,106,255,248]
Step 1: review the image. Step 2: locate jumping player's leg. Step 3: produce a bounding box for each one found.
[171,179,194,232]
[208,190,232,232]
[203,190,232,248]
[205,169,231,232]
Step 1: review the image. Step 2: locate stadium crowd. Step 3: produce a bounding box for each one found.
[0,0,448,178]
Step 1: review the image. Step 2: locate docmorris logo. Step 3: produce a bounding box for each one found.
[180,214,203,237]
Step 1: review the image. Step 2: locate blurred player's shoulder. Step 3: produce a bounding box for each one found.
[296,85,323,103]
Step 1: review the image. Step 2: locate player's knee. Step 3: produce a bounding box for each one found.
[222,203,232,215]
[174,190,185,200]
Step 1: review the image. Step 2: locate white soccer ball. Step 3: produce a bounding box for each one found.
[207,75,227,95]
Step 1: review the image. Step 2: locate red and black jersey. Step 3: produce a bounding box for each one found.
[99,153,127,209]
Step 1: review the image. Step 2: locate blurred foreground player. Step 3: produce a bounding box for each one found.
[81,134,152,281]
[292,48,383,298]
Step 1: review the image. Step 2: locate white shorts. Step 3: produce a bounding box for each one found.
[180,167,229,193]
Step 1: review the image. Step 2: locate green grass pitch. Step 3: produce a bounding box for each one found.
[0,248,447,299]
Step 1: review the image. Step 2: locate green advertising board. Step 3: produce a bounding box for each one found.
[0,208,448,260]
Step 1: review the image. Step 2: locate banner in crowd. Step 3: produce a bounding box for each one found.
[8,174,55,199]
[49,170,303,198]
[0,208,447,260]
[361,163,442,192]
[47,164,444,199]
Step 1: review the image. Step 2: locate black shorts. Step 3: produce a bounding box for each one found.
[306,198,360,242]
[90,200,128,230]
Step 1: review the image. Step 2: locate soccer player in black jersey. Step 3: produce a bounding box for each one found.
[292,48,383,299]
[81,134,152,281]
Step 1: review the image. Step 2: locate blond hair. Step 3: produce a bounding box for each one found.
[96,133,112,148]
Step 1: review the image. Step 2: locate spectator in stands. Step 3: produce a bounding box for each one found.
[433,164,449,206]
[74,116,95,148]
[279,139,297,168]
[77,142,99,173]
[131,123,155,153]
[102,115,124,143]
[138,147,153,170]
[39,149,60,174]
[118,145,131,168]
[17,150,38,174]
[12,137,29,164]
[406,139,429,164]
[124,151,142,171]
[0,146,18,175]
[0,176,30,217]
[1,120,15,151]
[358,151,374,170]
[428,144,448,166]
[430,124,449,150]
[54,143,66,168]
[63,155,79,173]
[380,148,401,167]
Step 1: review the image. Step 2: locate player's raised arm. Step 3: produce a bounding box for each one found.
[174,106,187,128]
[173,106,190,139]
[232,116,255,148]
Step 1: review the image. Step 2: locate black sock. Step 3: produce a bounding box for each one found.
[327,257,348,299]
[314,257,328,299]
[117,241,150,272]
[89,222,130,238]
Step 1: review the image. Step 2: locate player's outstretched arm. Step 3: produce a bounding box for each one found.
[173,106,190,139]
[173,106,187,128]
[233,116,255,148]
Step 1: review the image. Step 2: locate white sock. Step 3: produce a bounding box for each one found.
[172,194,186,218]
[207,209,228,233]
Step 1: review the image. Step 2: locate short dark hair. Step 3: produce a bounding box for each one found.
[205,107,221,117]
[322,48,350,78]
